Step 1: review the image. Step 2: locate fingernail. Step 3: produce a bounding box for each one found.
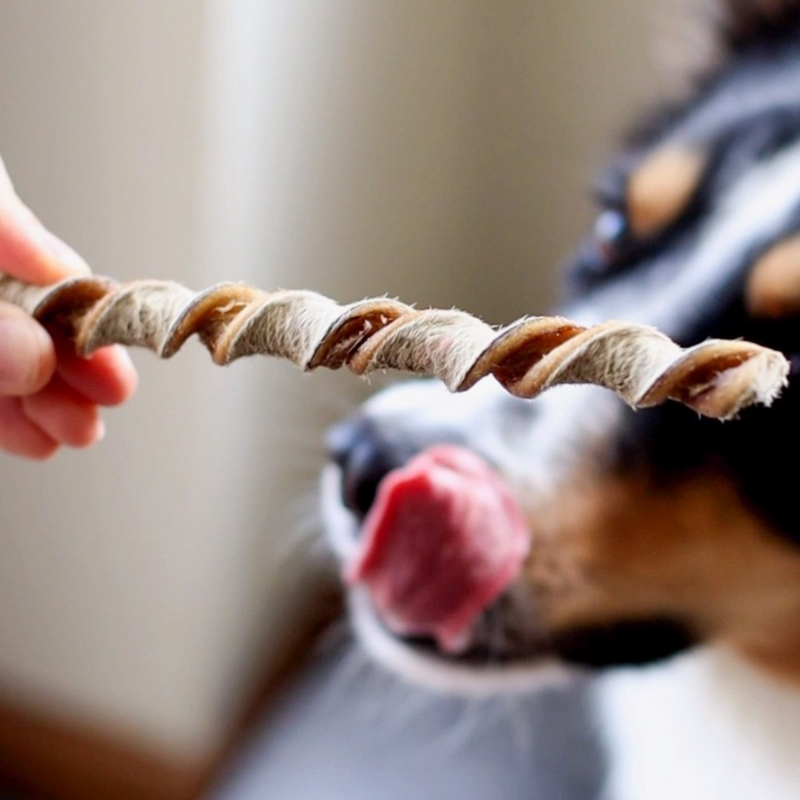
[39,228,91,276]
[0,318,53,394]
[6,201,92,280]
[111,344,135,369]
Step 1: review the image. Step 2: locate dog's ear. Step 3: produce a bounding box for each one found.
[711,0,800,52]
[657,1,800,96]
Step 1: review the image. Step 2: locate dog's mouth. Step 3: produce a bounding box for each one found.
[328,437,700,682]
[342,444,531,657]
[370,592,546,666]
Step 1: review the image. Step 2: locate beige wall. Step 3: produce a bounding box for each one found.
[0,0,661,762]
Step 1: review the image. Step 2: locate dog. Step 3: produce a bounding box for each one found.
[321,2,800,797]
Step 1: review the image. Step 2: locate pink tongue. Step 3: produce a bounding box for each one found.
[346,445,529,653]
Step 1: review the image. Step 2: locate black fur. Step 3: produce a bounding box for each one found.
[549,618,697,668]
[716,0,800,55]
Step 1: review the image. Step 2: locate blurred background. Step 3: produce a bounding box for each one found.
[0,1,669,797]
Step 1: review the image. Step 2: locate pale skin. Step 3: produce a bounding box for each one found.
[0,156,137,458]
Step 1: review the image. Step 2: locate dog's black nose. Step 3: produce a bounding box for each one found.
[326,416,420,519]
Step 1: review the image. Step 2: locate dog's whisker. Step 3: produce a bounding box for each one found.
[377,683,434,735]
[316,638,370,709]
[498,694,536,757]
[432,697,490,757]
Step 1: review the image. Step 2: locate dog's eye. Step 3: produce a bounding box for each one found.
[593,207,630,260]
[570,206,635,286]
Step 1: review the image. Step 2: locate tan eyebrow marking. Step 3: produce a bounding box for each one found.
[627,146,705,239]
[746,233,800,318]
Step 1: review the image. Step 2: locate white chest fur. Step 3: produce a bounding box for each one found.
[596,646,800,800]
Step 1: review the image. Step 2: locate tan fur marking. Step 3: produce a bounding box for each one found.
[627,147,705,239]
[519,470,800,679]
[746,233,800,318]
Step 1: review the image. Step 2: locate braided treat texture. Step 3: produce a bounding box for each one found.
[0,275,789,420]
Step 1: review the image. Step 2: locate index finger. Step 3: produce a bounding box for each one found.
[55,340,138,407]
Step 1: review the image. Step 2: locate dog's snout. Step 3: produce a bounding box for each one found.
[326,416,419,519]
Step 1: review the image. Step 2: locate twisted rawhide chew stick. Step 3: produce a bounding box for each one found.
[0,274,789,420]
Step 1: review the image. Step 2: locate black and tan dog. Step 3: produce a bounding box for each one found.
[322,2,800,796]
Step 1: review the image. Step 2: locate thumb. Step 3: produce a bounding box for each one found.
[0,301,56,396]
[0,156,91,285]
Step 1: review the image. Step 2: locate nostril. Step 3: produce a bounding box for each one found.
[340,440,397,518]
[325,416,418,519]
[325,417,362,471]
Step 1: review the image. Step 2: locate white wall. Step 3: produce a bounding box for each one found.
[0,0,660,762]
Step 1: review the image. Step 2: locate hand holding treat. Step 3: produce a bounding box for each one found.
[0,156,137,459]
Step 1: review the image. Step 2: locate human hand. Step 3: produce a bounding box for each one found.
[0,156,138,458]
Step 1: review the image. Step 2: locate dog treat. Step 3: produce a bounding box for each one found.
[0,274,788,419]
